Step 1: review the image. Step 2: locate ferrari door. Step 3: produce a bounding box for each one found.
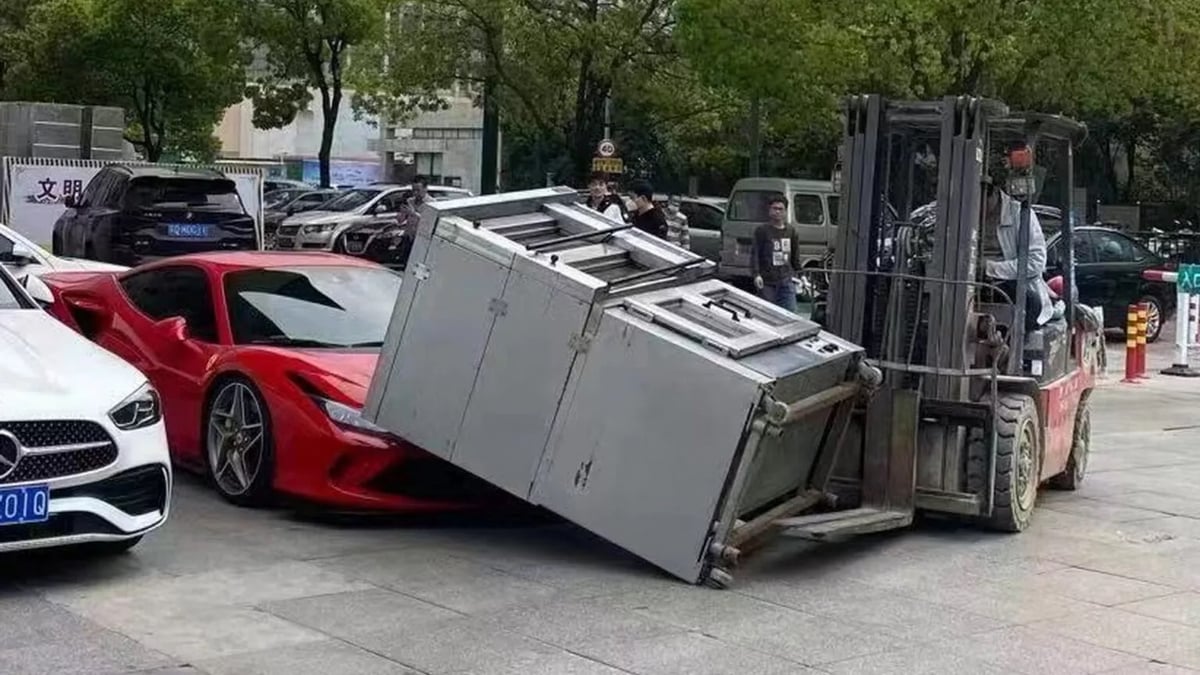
[103,265,225,461]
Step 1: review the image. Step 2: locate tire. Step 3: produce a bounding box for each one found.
[76,536,143,556]
[1049,398,1090,491]
[203,376,275,507]
[968,393,1042,533]
[332,237,346,254]
[1138,294,1164,343]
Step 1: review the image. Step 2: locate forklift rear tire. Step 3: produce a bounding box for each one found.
[969,393,1041,533]
[1049,398,1090,491]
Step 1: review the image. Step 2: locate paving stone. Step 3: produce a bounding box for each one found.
[199,640,420,675]
[1099,661,1200,674]
[262,588,461,640]
[0,591,114,650]
[699,605,908,666]
[477,596,683,650]
[820,641,1010,675]
[1032,607,1200,659]
[449,651,633,675]
[353,615,562,673]
[900,577,1104,623]
[1120,592,1200,627]
[0,625,173,675]
[1083,550,1200,590]
[316,548,559,614]
[1044,498,1170,523]
[576,631,803,675]
[940,625,1142,674]
[1019,566,1177,606]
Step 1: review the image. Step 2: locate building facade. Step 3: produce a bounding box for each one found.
[372,92,492,194]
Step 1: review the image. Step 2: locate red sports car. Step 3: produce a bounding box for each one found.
[39,251,494,511]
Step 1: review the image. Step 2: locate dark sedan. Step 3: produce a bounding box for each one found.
[1046,225,1176,342]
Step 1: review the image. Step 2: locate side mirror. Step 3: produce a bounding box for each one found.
[156,316,189,342]
[9,243,35,266]
[20,274,54,306]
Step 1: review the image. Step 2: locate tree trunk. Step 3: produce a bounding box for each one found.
[748,96,762,177]
[317,86,340,188]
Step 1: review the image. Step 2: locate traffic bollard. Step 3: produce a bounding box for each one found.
[1163,289,1200,377]
[1123,303,1140,384]
[1137,303,1150,379]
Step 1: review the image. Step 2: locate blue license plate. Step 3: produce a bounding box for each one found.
[0,484,49,526]
[166,223,212,238]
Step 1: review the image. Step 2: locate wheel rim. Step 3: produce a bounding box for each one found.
[1145,301,1161,340]
[207,382,265,496]
[1015,421,1038,512]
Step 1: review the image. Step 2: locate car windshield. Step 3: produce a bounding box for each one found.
[125,177,244,211]
[224,265,401,348]
[265,190,303,209]
[727,190,785,221]
[320,189,381,212]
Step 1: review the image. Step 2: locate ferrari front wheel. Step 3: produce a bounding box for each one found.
[205,377,275,507]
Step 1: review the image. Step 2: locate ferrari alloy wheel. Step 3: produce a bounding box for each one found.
[206,378,274,506]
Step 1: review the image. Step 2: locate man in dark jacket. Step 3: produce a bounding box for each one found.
[750,195,800,312]
[629,181,668,239]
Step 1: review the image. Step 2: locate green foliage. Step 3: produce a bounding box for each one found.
[241,0,386,187]
[6,0,246,161]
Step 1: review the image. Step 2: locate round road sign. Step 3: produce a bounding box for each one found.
[597,139,616,157]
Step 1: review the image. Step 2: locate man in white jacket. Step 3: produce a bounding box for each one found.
[983,184,1054,331]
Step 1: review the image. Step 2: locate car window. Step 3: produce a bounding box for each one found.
[322,189,381,212]
[827,196,840,226]
[120,266,218,342]
[1092,231,1137,263]
[1048,233,1096,268]
[224,265,402,347]
[794,194,825,226]
[103,175,128,209]
[124,177,244,212]
[299,193,328,203]
[79,170,106,207]
[727,190,784,222]
[683,203,722,231]
[375,192,407,213]
[0,267,29,309]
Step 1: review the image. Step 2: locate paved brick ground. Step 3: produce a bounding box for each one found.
[2,338,1200,674]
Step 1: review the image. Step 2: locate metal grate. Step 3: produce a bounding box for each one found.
[1,420,109,448]
[56,465,167,516]
[0,421,117,484]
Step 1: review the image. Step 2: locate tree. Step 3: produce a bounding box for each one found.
[242,0,386,188]
[6,0,246,161]
[0,0,41,96]
[354,0,679,184]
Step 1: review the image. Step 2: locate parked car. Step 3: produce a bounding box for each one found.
[333,186,473,268]
[0,222,126,280]
[263,178,311,194]
[719,178,838,280]
[0,265,170,555]
[263,189,340,249]
[649,194,727,261]
[264,188,312,210]
[39,251,500,511]
[53,165,257,265]
[1045,225,1176,342]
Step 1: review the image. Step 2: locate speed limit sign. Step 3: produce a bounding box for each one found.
[597,139,616,157]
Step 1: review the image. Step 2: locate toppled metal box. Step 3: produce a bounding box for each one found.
[364,187,872,585]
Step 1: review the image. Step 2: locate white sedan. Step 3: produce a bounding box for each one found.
[0,264,170,554]
[0,222,126,279]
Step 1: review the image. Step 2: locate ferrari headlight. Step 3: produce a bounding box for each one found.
[109,382,162,430]
[315,397,388,435]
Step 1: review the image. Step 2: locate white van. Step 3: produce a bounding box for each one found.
[719,178,838,279]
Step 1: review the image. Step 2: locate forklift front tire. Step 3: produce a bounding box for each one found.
[971,393,1041,533]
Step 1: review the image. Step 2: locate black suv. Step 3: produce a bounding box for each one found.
[52,165,257,265]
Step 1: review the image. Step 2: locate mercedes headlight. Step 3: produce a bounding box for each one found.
[314,397,388,435]
[109,382,162,430]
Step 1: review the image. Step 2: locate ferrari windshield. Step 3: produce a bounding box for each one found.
[224,265,401,348]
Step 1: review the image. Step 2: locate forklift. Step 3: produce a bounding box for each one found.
[802,95,1102,536]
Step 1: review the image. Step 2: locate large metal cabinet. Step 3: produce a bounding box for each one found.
[364,187,867,585]
[364,188,713,498]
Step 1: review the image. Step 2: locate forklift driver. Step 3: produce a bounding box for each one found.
[982,181,1054,333]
